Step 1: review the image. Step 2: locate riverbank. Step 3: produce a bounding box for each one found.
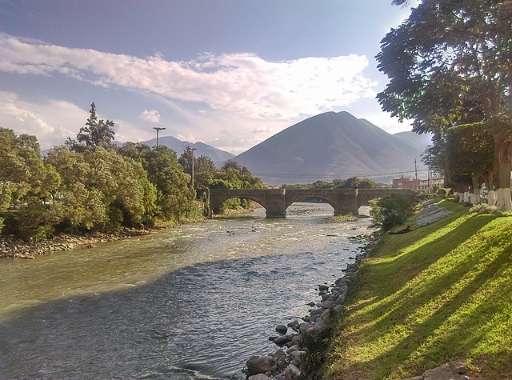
[323,200,512,379]
[0,213,207,259]
[0,229,155,259]
[243,229,376,380]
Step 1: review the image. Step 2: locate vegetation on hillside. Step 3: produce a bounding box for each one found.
[0,103,262,241]
[325,200,512,379]
[369,192,417,230]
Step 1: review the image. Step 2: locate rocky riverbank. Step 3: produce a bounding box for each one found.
[244,232,378,380]
[0,229,152,259]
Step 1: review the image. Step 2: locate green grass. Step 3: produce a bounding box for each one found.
[325,200,512,379]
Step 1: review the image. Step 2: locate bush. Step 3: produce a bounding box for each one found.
[370,193,416,230]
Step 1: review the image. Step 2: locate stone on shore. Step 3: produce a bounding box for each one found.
[248,375,271,380]
[246,355,275,376]
[275,324,288,335]
[287,320,300,332]
[283,363,301,379]
[270,334,293,346]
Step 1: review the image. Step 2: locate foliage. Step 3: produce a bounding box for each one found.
[379,0,512,206]
[119,143,195,222]
[66,103,116,151]
[370,193,416,230]
[178,147,217,192]
[326,201,512,378]
[210,160,265,210]
[286,177,377,190]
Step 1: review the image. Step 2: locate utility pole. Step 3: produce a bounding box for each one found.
[414,158,419,190]
[153,127,166,148]
[191,147,196,190]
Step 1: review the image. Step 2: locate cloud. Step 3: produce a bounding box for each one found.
[0,91,153,148]
[0,33,377,123]
[139,109,161,123]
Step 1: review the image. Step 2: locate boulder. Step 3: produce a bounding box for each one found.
[276,324,288,335]
[246,355,275,376]
[270,334,293,346]
[290,350,306,366]
[284,363,301,380]
[248,375,271,380]
[287,320,300,332]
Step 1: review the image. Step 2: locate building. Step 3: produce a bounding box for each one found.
[392,176,420,190]
[418,176,445,192]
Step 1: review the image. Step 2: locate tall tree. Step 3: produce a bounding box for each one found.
[67,102,116,150]
[379,0,512,209]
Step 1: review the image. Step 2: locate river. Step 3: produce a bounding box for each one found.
[0,203,372,380]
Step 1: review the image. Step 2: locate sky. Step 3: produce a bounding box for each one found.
[0,0,414,154]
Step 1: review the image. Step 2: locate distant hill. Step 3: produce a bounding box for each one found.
[142,136,234,166]
[393,131,432,153]
[235,111,428,185]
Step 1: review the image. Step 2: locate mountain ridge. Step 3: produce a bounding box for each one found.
[142,135,234,166]
[235,111,428,184]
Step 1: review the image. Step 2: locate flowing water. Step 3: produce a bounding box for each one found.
[0,203,372,380]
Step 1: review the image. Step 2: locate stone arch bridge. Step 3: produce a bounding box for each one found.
[208,188,415,218]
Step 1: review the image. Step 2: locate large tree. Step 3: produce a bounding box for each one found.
[379,0,512,209]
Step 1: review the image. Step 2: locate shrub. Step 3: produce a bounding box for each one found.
[370,193,416,230]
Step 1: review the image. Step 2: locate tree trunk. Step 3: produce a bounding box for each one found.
[486,170,497,206]
[470,175,481,205]
[494,140,512,210]
[454,183,467,203]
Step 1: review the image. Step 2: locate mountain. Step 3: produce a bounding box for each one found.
[235,111,428,185]
[393,131,431,153]
[142,136,234,166]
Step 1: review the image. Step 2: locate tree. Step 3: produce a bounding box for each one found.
[379,0,512,209]
[446,123,494,204]
[67,102,116,151]
[120,144,195,222]
[178,146,195,176]
[0,128,62,238]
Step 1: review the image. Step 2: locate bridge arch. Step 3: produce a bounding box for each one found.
[211,195,267,214]
[284,194,338,213]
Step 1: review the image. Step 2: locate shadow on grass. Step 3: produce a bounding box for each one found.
[351,240,512,378]
[348,214,494,322]
[328,211,512,379]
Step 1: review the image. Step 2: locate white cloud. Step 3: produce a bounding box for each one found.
[0,91,153,148]
[0,33,414,152]
[0,33,376,121]
[139,109,161,123]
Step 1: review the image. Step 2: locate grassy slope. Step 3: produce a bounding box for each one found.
[325,200,512,379]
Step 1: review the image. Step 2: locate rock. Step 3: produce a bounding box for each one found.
[283,363,301,380]
[306,301,315,307]
[272,349,289,372]
[287,320,300,332]
[248,375,271,380]
[246,355,275,376]
[270,334,293,347]
[275,324,288,335]
[290,350,306,366]
[318,284,329,291]
[423,361,468,380]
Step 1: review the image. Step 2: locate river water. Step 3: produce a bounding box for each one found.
[0,203,371,380]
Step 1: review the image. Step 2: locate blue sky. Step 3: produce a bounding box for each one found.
[0,0,413,153]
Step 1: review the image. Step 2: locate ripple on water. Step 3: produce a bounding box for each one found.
[0,203,373,379]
